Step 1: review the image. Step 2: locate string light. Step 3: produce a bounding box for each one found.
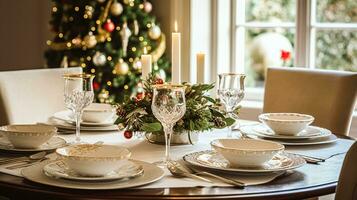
[143,41,148,45]
[107,81,112,86]
[107,56,112,61]
[139,36,144,41]
[74,6,79,11]
[131,47,136,52]
[124,85,129,89]
[139,4,144,9]
[86,56,92,61]
[116,26,121,31]
[146,24,152,28]
[52,7,58,12]
[46,40,52,45]
[91,27,96,31]
[129,57,134,62]
[112,69,117,74]
[91,68,95,73]
[129,2,134,6]
[66,42,72,48]
[81,63,86,68]
[83,14,89,19]
[107,37,112,42]
[58,33,63,38]
[96,20,101,25]
[69,17,74,21]
[147,46,152,51]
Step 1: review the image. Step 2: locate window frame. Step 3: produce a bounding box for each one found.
[231,0,357,101]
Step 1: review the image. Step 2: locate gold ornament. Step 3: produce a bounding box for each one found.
[148,24,161,40]
[83,33,97,48]
[110,1,123,16]
[115,59,129,75]
[93,52,106,66]
[119,22,132,57]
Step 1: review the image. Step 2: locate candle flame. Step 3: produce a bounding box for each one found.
[174,21,178,32]
[143,47,147,54]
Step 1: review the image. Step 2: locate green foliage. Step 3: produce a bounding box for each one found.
[116,75,237,134]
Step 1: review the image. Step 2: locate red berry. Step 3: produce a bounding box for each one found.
[124,130,133,139]
[136,92,145,100]
[154,78,164,84]
[103,20,115,33]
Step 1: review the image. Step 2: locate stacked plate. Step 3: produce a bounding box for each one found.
[49,103,119,132]
[183,139,306,175]
[240,124,337,146]
[21,144,164,189]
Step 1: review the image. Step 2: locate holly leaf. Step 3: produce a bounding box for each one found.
[141,122,162,132]
[210,108,225,118]
[224,117,236,127]
[203,96,216,103]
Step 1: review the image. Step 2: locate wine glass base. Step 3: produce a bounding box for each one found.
[152,160,168,168]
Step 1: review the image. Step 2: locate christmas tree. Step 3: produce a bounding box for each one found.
[45,0,170,103]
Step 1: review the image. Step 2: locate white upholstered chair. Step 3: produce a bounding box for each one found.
[0,67,82,125]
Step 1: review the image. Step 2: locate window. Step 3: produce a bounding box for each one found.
[232,0,357,100]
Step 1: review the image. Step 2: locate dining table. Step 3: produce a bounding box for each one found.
[0,120,354,200]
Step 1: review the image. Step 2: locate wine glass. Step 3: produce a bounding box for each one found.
[151,84,186,166]
[218,73,246,138]
[63,73,95,143]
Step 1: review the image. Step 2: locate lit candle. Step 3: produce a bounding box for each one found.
[141,47,152,80]
[196,53,205,83]
[172,21,181,84]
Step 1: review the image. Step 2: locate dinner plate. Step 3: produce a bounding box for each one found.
[183,150,306,173]
[43,160,144,181]
[0,136,67,152]
[22,159,164,190]
[46,118,119,132]
[251,124,332,140]
[53,110,116,127]
[264,134,338,146]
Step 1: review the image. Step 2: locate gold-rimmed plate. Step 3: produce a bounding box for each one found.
[0,136,67,152]
[183,150,306,173]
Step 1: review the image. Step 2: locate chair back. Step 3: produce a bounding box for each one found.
[263,67,357,136]
[0,67,82,125]
[335,141,357,200]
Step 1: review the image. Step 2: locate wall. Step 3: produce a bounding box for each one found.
[0,1,51,71]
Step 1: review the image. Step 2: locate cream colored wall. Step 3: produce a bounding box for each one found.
[0,1,51,71]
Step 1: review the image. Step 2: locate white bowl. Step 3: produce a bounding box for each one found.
[56,144,131,177]
[0,124,57,149]
[211,139,284,167]
[259,113,314,135]
[82,103,116,123]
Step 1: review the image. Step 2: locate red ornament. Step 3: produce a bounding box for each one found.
[93,81,100,90]
[280,50,291,62]
[103,19,115,33]
[124,130,133,139]
[154,78,164,85]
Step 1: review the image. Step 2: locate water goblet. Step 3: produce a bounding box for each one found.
[63,73,95,144]
[218,73,246,138]
[151,84,186,166]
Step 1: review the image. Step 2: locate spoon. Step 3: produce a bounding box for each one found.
[0,151,46,165]
[167,161,213,183]
[169,160,245,188]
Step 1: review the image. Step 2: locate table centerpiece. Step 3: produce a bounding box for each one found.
[115,75,238,145]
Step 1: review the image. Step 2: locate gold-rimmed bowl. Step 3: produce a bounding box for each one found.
[56,144,131,177]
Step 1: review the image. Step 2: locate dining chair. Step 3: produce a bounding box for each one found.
[0,67,82,125]
[263,67,357,136]
[335,141,357,200]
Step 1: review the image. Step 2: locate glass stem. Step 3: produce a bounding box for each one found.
[163,123,173,163]
[75,111,82,143]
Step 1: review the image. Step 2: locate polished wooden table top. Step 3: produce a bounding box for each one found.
[0,141,351,200]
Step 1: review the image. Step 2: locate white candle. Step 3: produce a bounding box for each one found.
[172,21,181,84]
[196,53,205,83]
[141,48,152,80]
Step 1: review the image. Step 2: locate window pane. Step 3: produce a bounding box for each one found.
[315,30,357,71]
[246,0,296,22]
[316,0,357,23]
[244,29,295,88]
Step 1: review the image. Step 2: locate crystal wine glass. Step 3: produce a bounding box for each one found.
[63,73,95,143]
[218,73,246,138]
[151,84,186,166]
